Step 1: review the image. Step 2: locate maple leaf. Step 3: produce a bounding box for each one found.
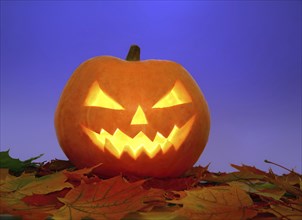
[0,191,54,220]
[263,197,302,220]
[50,176,154,220]
[2,151,301,220]
[21,188,70,208]
[279,172,302,187]
[0,150,43,175]
[171,185,258,220]
[123,210,182,220]
[0,171,36,193]
[36,159,74,176]
[0,169,73,219]
[203,171,265,183]
[63,163,103,186]
[18,171,73,196]
[231,164,268,176]
[201,164,268,184]
[228,181,286,201]
[230,164,302,198]
[184,165,210,177]
[266,169,302,198]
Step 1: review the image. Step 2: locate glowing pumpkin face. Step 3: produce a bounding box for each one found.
[55,45,210,178]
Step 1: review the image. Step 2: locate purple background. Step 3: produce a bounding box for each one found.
[1,1,301,174]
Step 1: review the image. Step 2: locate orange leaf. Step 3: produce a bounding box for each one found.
[50,176,152,220]
[231,164,268,176]
[0,191,54,220]
[63,163,102,186]
[171,185,258,220]
[264,198,302,220]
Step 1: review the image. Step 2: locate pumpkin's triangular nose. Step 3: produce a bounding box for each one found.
[131,105,148,125]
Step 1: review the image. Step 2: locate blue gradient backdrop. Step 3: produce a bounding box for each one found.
[1,1,301,174]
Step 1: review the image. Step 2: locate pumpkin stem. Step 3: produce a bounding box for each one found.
[126,45,140,61]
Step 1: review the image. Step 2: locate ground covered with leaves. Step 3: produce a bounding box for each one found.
[0,150,301,220]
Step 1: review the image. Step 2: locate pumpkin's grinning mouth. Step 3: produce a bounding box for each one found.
[82,115,196,159]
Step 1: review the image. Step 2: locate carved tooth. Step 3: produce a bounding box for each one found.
[170,116,196,150]
[161,140,173,154]
[104,138,122,158]
[132,131,152,151]
[154,132,166,144]
[82,126,105,151]
[167,126,179,145]
[153,132,170,153]
[111,129,131,154]
[123,145,144,159]
[99,129,111,146]
[144,144,162,158]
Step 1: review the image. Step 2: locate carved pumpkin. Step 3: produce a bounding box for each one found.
[55,45,210,178]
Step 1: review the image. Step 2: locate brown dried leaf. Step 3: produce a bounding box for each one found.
[228,181,286,201]
[0,169,15,184]
[0,172,35,193]
[264,200,302,220]
[18,171,73,196]
[184,165,210,178]
[231,164,268,176]
[36,159,74,176]
[123,210,183,220]
[266,169,302,197]
[203,171,265,183]
[171,185,258,220]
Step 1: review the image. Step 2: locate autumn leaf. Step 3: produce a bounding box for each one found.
[21,188,70,208]
[143,176,197,191]
[0,190,55,220]
[0,169,14,184]
[262,197,302,220]
[1,151,301,220]
[228,181,286,201]
[279,172,302,187]
[266,169,302,198]
[184,164,210,178]
[0,168,72,219]
[36,159,74,176]
[203,171,265,183]
[123,209,182,220]
[50,176,154,220]
[231,164,268,176]
[19,172,72,196]
[171,185,258,220]
[140,165,210,191]
[63,162,103,186]
[0,171,36,193]
[0,150,43,175]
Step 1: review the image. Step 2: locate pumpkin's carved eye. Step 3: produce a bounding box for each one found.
[152,81,192,109]
[84,81,124,110]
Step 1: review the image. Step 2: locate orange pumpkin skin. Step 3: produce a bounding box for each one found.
[55,46,210,178]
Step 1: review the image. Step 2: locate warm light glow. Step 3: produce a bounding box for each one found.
[131,106,148,125]
[84,81,124,110]
[152,81,192,108]
[82,115,196,159]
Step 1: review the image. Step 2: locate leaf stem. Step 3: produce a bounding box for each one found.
[264,160,301,176]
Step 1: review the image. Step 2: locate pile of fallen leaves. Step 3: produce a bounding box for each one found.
[0,150,301,220]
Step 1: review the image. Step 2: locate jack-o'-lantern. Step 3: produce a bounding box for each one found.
[55,45,210,178]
